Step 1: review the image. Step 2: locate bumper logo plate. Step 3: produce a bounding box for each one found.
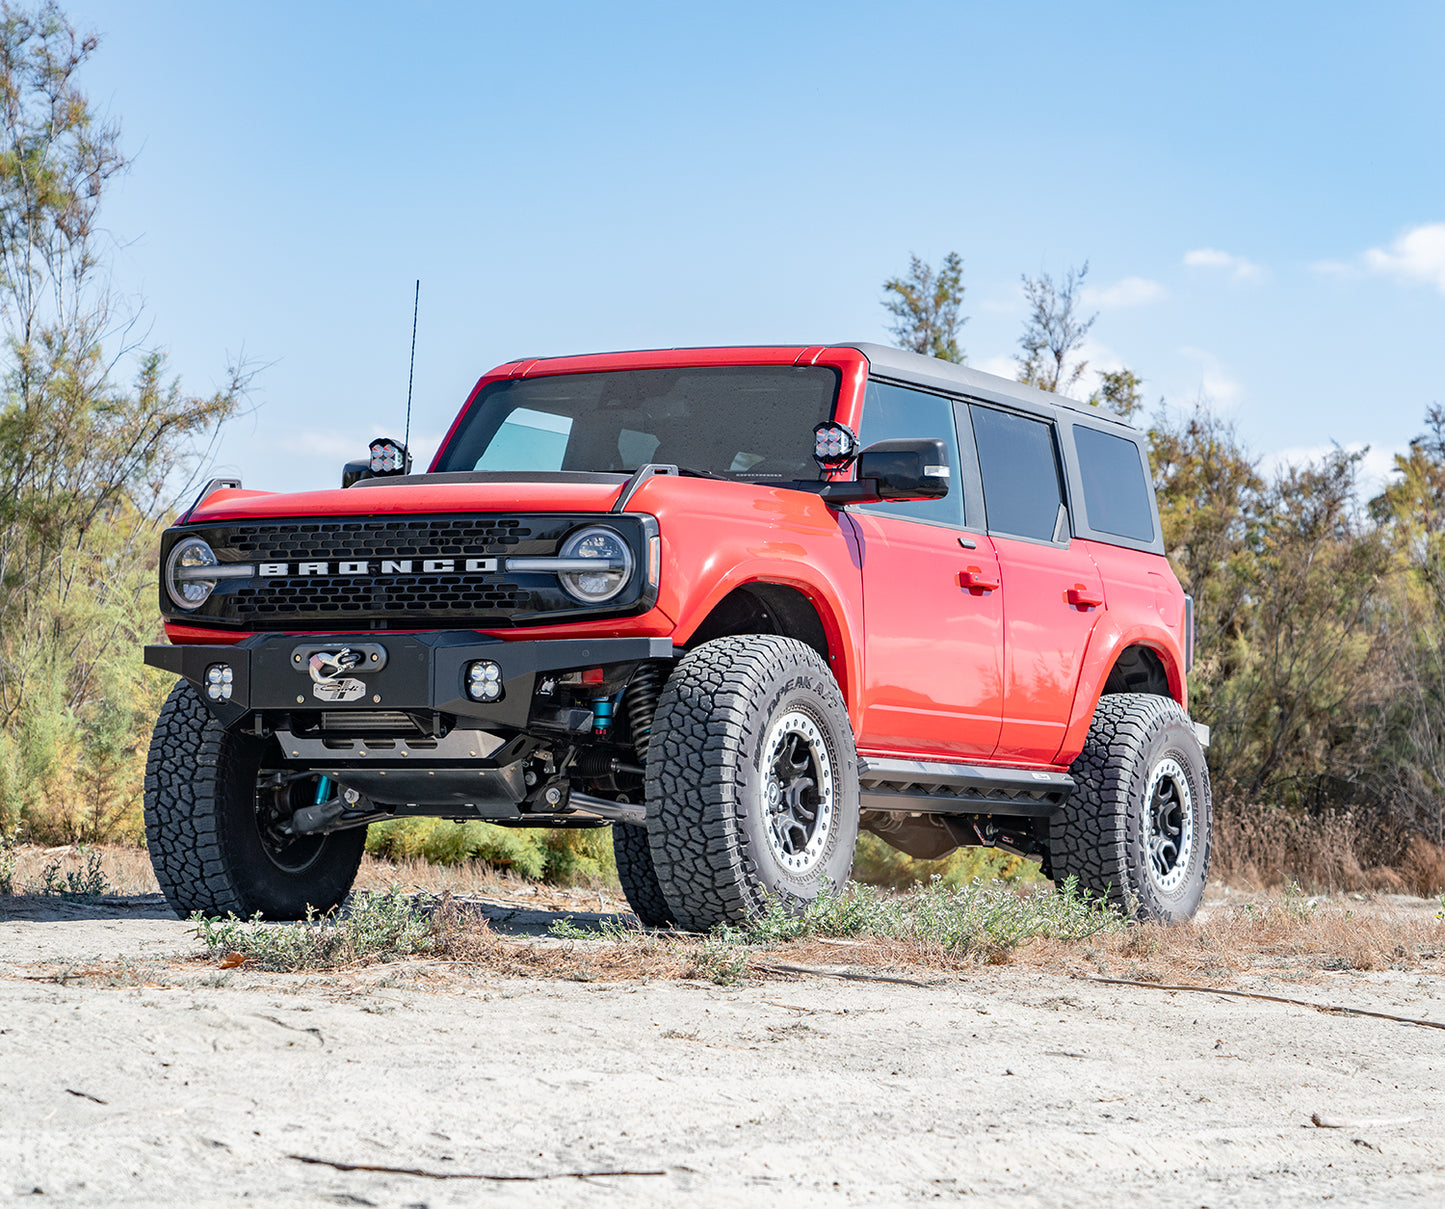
[313,677,366,703]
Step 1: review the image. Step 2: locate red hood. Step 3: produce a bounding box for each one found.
[183,476,631,524]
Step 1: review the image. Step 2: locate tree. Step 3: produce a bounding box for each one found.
[1366,405,1445,843]
[0,2,244,840]
[1016,262,1096,395]
[1088,367,1144,421]
[881,252,967,363]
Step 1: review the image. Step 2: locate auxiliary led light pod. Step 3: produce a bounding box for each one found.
[205,664,233,701]
[466,660,503,702]
[812,421,859,471]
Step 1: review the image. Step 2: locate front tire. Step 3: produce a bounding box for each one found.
[612,823,675,927]
[1050,692,1212,923]
[144,681,366,920]
[645,635,859,932]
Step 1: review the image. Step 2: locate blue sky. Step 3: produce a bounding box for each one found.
[61,0,1445,495]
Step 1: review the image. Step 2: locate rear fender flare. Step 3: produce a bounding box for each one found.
[1057,618,1187,764]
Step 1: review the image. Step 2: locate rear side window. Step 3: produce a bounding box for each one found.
[969,405,1064,542]
[1074,425,1155,542]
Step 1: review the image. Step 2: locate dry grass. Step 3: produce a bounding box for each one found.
[188,880,1445,991]
[1212,802,1445,896]
[352,852,617,911]
[1027,895,1444,985]
[6,843,1442,993]
[2,842,159,897]
[0,845,617,909]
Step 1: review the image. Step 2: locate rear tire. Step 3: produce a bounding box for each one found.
[1050,692,1212,923]
[144,681,366,920]
[645,635,858,932]
[611,823,675,927]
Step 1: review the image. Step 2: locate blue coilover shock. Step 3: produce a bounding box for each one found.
[591,695,616,736]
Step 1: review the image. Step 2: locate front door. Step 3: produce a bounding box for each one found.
[852,380,1003,760]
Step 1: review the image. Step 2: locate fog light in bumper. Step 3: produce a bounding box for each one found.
[205,664,234,701]
[466,660,503,702]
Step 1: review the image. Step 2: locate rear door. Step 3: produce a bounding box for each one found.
[852,380,1004,760]
[964,401,1107,764]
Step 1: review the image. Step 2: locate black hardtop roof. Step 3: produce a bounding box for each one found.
[844,342,1138,434]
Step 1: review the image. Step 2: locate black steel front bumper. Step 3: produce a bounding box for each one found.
[144,633,675,730]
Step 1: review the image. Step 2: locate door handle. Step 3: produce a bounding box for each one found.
[1067,585,1104,608]
[959,567,999,592]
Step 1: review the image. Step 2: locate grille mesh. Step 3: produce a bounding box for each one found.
[225,517,532,560]
[233,573,532,619]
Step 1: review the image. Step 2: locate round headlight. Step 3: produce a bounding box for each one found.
[557,526,635,604]
[165,537,220,610]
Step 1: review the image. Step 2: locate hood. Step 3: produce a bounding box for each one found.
[183,471,632,524]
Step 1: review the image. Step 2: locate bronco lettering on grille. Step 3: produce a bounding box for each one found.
[256,557,499,577]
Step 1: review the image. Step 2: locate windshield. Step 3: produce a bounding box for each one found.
[435,365,840,482]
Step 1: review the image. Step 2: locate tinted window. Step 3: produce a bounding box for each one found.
[970,406,1064,541]
[437,366,839,481]
[1074,425,1155,542]
[856,381,964,526]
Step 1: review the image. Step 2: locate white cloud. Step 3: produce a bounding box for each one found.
[1364,222,1445,292]
[1179,347,1243,408]
[1261,441,1406,503]
[1183,247,1262,279]
[1082,276,1167,309]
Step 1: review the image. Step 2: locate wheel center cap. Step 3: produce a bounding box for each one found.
[766,780,782,807]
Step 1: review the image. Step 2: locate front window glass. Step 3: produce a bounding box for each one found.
[437,366,840,481]
[856,380,964,526]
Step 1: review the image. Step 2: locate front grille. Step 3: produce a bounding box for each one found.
[163,512,652,630]
[225,517,533,560]
[233,573,532,620]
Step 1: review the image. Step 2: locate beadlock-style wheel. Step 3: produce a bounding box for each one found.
[1144,756,1195,896]
[761,710,836,875]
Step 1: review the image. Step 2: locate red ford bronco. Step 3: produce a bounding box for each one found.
[144,343,1211,929]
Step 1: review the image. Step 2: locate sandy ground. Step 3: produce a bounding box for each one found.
[2,889,1443,1208]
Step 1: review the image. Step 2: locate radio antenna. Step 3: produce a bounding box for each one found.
[403,279,420,455]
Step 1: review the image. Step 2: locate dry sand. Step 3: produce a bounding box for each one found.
[1,889,1443,1208]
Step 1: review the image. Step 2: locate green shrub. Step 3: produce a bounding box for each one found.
[365,818,616,886]
[718,876,1119,957]
[851,833,1043,889]
[193,888,435,971]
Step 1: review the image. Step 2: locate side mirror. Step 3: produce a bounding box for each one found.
[857,438,950,501]
[819,438,950,504]
[342,436,412,488]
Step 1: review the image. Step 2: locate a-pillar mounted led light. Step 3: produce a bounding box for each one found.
[368,436,411,476]
[812,421,859,471]
[466,660,503,702]
[205,664,234,701]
